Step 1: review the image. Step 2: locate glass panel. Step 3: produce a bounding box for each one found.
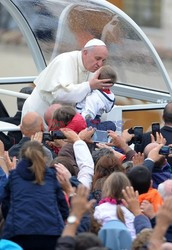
[0,3,38,77]
[10,0,169,93]
[123,0,161,28]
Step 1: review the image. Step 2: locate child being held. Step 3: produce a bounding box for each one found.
[76,65,116,121]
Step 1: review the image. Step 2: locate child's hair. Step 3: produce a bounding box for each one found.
[53,105,76,129]
[98,65,117,85]
[127,166,151,194]
[92,154,124,190]
[102,172,131,223]
[20,141,46,185]
[132,229,153,250]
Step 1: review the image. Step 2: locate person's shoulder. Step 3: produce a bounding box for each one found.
[56,50,80,59]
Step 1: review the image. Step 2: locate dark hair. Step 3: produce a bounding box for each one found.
[17,87,33,111]
[53,106,76,129]
[163,102,172,124]
[98,65,117,85]
[50,156,77,176]
[127,166,151,194]
[75,232,103,250]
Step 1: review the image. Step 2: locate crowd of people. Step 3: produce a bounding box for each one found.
[0,38,172,250]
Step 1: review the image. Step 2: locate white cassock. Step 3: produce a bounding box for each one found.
[22,50,92,120]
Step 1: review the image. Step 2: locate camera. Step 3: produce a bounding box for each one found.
[128,126,143,144]
[159,146,172,156]
[92,130,110,143]
[152,122,160,139]
[42,130,66,141]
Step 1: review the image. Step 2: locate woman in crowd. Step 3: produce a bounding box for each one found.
[1,140,69,250]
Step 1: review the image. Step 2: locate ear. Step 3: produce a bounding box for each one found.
[82,49,88,56]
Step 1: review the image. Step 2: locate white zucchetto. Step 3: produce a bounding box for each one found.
[84,38,106,48]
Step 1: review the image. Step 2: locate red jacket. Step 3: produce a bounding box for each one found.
[65,113,87,133]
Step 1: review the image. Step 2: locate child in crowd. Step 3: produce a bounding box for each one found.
[94,172,136,239]
[127,166,163,212]
[52,105,87,133]
[91,154,124,204]
[76,65,116,131]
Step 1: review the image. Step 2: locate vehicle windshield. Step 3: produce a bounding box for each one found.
[1,0,168,93]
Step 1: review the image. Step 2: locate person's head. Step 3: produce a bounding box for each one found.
[74,232,103,250]
[44,103,62,128]
[102,172,131,223]
[92,148,114,166]
[132,229,153,250]
[158,179,172,200]
[50,156,77,176]
[53,105,76,130]
[98,65,117,85]
[20,112,44,137]
[144,142,159,158]
[82,38,108,72]
[127,166,151,194]
[20,141,46,184]
[17,86,33,111]
[92,154,124,190]
[163,101,172,125]
[102,172,130,201]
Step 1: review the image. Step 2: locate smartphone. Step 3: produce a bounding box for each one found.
[133,126,143,144]
[152,123,160,139]
[92,130,110,143]
[159,146,172,156]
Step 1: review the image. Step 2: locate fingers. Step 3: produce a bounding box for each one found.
[122,186,133,200]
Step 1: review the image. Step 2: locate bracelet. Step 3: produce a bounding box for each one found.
[0,156,5,160]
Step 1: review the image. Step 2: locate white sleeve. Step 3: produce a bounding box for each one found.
[34,51,91,104]
[73,140,94,189]
[52,81,91,103]
[81,92,104,119]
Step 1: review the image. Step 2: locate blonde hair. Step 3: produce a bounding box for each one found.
[20,141,46,185]
[102,172,131,223]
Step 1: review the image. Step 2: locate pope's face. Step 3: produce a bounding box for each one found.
[82,46,108,73]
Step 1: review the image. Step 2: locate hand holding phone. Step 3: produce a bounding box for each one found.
[152,123,160,140]
[133,126,143,144]
[159,145,172,156]
[92,130,110,143]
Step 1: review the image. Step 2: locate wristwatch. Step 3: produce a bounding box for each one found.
[67,215,79,225]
